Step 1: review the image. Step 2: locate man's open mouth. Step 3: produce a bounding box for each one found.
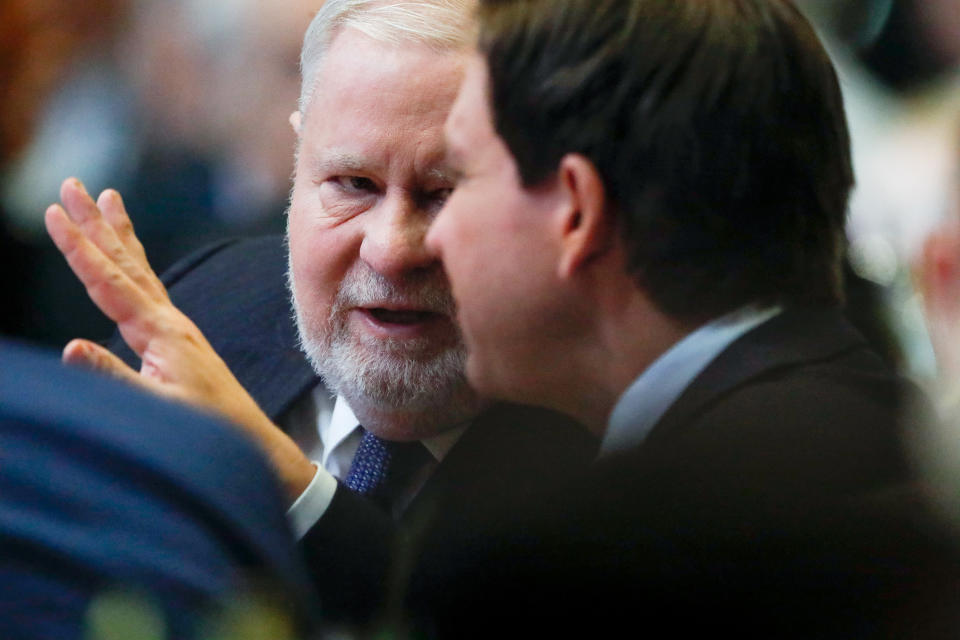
[366,308,443,325]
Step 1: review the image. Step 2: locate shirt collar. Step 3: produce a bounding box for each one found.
[600,304,781,457]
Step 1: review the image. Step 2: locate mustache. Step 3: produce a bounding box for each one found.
[331,264,456,316]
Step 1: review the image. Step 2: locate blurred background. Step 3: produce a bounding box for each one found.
[1,0,959,388]
[1,0,317,344]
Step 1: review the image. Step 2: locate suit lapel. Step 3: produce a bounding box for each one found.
[647,307,868,445]
[228,337,319,422]
[159,235,321,421]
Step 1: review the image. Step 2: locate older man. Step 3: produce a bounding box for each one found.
[45,0,591,626]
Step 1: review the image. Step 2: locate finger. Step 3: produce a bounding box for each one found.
[63,339,145,388]
[45,204,159,355]
[97,189,169,301]
[59,177,101,225]
[97,189,150,272]
[59,179,166,303]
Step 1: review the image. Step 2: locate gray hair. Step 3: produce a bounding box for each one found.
[298,0,475,114]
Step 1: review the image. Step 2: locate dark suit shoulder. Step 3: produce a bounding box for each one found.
[113,234,289,360]
[158,237,242,288]
[160,235,286,300]
[159,234,296,355]
[639,308,922,500]
[109,235,316,420]
[674,347,913,495]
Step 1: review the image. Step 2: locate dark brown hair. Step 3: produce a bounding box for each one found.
[477,0,853,320]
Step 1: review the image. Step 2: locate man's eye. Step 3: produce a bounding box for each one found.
[336,176,377,192]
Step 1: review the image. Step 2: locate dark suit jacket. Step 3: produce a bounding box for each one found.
[0,339,318,640]
[110,235,597,624]
[398,307,960,637]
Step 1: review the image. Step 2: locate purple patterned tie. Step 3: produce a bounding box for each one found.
[344,428,431,511]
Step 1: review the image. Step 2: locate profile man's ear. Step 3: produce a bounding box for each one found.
[289,111,302,135]
[556,153,614,279]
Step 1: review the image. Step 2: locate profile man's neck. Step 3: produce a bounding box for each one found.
[562,301,699,436]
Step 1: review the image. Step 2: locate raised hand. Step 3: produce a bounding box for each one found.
[45,177,315,497]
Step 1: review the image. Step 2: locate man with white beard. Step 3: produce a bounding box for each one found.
[44,0,593,625]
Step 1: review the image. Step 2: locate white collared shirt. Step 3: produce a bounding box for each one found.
[600,305,782,457]
[286,386,467,538]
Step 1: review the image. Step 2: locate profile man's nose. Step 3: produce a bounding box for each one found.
[359,197,435,278]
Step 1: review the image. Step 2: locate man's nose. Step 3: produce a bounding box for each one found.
[359,194,436,279]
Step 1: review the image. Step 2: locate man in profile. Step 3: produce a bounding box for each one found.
[419,0,960,635]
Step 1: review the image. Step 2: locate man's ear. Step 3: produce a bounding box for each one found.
[556,153,614,279]
[289,111,302,135]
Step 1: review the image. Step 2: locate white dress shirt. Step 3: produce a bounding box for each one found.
[600,305,782,457]
[286,385,467,538]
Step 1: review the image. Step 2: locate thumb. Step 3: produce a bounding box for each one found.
[63,339,146,389]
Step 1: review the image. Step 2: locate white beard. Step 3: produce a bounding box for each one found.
[288,258,473,419]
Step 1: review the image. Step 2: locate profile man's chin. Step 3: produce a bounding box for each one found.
[463,353,499,401]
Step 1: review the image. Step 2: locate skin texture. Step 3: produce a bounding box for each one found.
[427,54,691,432]
[426,54,568,407]
[287,29,480,440]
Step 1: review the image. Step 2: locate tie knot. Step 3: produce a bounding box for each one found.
[344,428,431,511]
